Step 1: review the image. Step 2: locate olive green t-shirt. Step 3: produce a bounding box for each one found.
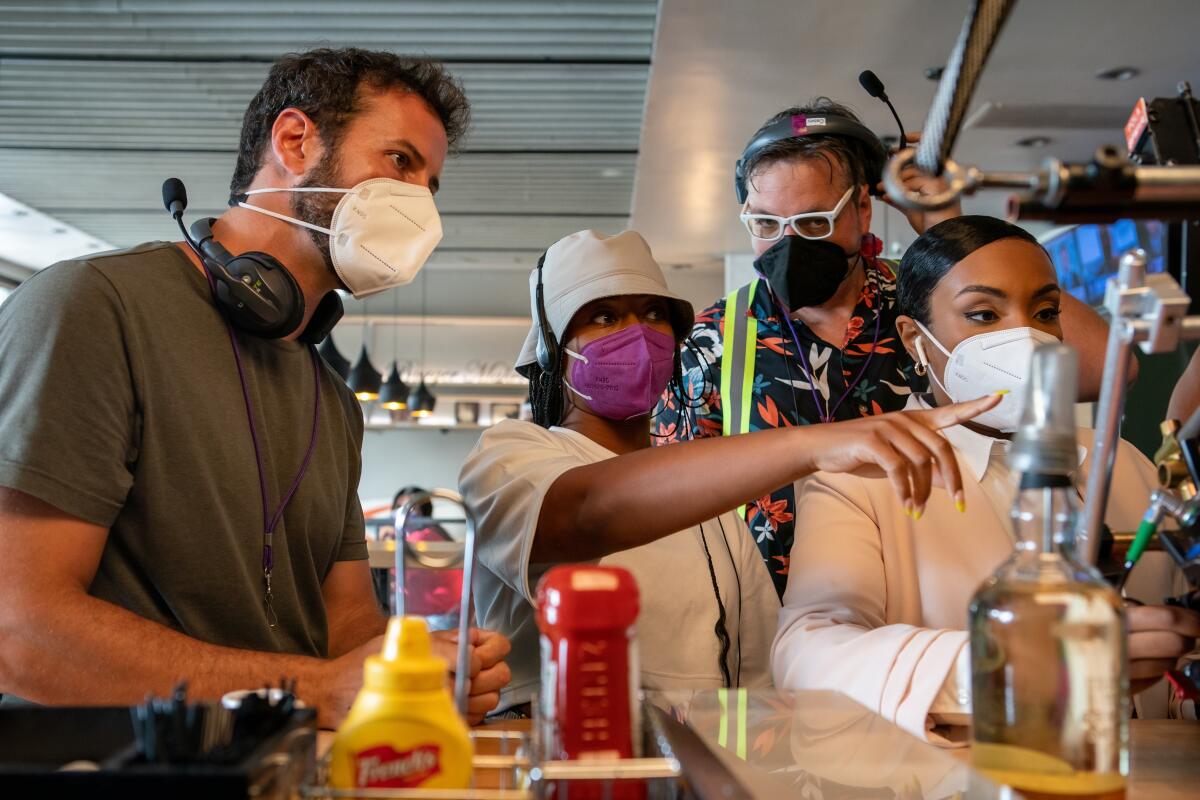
[0,242,367,659]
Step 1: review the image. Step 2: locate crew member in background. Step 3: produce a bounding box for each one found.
[656,98,1128,597]
[773,216,1200,743]
[0,47,508,726]
[384,486,463,630]
[460,228,1002,714]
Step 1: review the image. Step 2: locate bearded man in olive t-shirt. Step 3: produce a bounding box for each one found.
[0,48,509,728]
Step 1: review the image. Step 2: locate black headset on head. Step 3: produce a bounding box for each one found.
[162,178,343,343]
[533,252,559,372]
[733,112,889,204]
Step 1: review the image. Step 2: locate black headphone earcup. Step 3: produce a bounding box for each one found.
[219,252,306,339]
[533,252,559,372]
[733,159,748,204]
[188,217,306,340]
[298,291,345,344]
[536,327,560,372]
[865,143,888,196]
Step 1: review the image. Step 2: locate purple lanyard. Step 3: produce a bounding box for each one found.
[202,264,323,629]
[221,321,322,628]
[765,262,884,424]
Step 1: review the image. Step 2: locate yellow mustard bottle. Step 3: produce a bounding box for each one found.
[329,616,473,790]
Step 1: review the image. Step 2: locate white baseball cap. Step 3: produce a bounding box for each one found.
[515,230,695,372]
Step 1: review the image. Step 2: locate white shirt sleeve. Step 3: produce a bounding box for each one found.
[458,421,591,604]
[929,644,972,727]
[773,474,967,744]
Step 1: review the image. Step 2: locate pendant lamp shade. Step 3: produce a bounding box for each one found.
[407,275,436,418]
[379,362,410,410]
[349,343,381,401]
[408,379,436,418]
[317,336,351,381]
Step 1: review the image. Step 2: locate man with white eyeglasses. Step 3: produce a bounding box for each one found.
[655,97,1120,598]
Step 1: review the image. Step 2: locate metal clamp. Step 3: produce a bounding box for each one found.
[1150,488,1200,530]
[393,489,478,718]
[882,147,980,211]
[1081,253,1200,565]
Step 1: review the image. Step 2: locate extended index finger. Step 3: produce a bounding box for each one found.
[912,393,1003,430]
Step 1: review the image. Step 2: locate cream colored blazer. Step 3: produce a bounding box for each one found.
[773,414,1171,742]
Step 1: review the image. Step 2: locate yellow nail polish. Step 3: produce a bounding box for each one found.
[993,389,1010,396]
[955,499,966,514]
[913,508,923,521]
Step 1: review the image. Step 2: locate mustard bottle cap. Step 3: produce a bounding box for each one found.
[364,616,448,692]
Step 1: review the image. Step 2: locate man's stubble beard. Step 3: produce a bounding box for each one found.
[290,149,343,284]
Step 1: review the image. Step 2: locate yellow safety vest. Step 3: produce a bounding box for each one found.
[720,278,760,517]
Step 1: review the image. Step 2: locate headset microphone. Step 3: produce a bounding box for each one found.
[858,70,908,151]
[162,177,188,220]
[162,176,208,259]
[160,177,342,343]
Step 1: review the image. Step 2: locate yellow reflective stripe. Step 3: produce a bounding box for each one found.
[721,280,759,518]
[737,311,758,435]
[736,688,748,760]
[717,687,729,749]
[716,688,748,758]
[720,280,760,437]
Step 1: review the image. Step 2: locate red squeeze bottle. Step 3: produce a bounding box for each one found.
[536,565,643,800]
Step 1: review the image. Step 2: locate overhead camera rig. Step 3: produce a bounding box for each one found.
[884,139,1200,222]
[883,0,1200,586]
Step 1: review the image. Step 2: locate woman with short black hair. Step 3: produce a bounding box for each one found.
[773,215,1199,744]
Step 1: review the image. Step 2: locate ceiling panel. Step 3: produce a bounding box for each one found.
[0,0,657,61]
[0,0,656,275]
[0,150,637,216]
[633,0,1200,265]
[0,59,649,151]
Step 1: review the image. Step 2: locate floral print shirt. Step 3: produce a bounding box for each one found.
[654,234,926,597]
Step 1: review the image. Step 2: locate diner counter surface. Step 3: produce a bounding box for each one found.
[316,692,1200,798]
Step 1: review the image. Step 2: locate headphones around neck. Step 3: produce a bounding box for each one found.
[733,113,888,204]
[533,253,560,372]
[164,179,343,343]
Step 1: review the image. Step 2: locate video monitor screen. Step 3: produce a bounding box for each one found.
[1109,219,1138,255]
[1076,225,1104,268]
[1042,219,1166,306]
[1049,235,1083,296]
[1074,225,1106,303]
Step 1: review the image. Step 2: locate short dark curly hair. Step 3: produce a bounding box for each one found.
[229,47,471,203]
[743,97,882,193]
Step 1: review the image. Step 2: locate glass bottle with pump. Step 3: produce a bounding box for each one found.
[969,343,1129,800]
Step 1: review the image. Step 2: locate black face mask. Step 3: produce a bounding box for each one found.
[754,236,858,312]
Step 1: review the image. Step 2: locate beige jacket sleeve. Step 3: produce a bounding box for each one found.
[772,473,966,743]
